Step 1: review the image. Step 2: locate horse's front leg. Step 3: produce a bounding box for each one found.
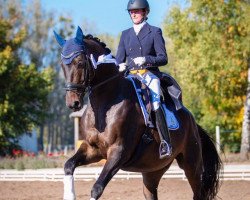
[63,141,102,200]
[90,145,123,200]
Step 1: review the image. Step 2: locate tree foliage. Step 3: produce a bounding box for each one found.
[164,0,250,151]
[0,1,53,156]
[42,16,76,151]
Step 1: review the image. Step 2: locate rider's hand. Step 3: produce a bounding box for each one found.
[118,63,127,72]
[133,57,146,67]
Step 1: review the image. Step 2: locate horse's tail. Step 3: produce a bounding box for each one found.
[197,124,222,200]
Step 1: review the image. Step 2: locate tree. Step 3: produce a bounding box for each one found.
[43,16,76,152]
[0,5,53,155]
[16,0,56,152]
[97,33,120,55]
[80,18,119,57]
[164,0,250,151]
[241,60,250,158]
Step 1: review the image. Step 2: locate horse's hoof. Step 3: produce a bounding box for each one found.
[90,198,96,200]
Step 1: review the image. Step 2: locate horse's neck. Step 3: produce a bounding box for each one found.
[88,72,136,132]
[89,69,132,104]
[90,64,119,87]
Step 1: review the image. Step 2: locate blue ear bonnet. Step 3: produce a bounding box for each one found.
[61,39,85,65]
[54,26,85,65]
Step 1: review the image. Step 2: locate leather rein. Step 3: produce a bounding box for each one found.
[64,53,120,95]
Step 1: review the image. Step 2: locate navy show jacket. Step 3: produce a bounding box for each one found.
[116,23,168,72]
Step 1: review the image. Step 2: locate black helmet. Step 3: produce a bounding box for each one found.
[127,0,150,12]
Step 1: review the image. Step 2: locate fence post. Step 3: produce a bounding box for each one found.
[69,106,87,152]
[216,126,220,154]
[74,117,79,152]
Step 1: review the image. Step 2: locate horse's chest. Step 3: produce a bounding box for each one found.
[91,104,112,132]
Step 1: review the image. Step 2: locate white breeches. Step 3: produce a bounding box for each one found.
[134,71,160,111]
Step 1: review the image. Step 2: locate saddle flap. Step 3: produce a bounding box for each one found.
[167,85,182,110]
[127,75,179,130]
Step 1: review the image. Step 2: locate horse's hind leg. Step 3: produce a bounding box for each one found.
[176,152,203,200]
[142,164,172,200]
[64,141,102,200]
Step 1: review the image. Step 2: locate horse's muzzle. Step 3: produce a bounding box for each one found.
[69,100,82,111]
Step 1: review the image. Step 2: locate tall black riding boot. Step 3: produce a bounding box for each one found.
[155,105,172,159]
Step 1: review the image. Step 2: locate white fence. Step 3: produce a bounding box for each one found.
[0,165,250,182]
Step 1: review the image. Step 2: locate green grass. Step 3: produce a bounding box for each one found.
[0,154,66,170]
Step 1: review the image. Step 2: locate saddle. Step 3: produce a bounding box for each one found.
[126,72,182,130]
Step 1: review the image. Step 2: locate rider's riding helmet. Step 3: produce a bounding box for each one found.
[127,0,150,13]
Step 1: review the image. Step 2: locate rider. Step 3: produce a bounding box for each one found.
[116,0,172,158]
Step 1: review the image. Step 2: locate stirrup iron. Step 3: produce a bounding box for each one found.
[159,140,172,159]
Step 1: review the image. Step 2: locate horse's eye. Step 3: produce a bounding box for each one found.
[77,61,84,68]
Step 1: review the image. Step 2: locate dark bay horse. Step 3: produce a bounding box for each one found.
[54,27,221,200]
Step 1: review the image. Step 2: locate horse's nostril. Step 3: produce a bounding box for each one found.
[73,101,80,108]
[68,101,81,110]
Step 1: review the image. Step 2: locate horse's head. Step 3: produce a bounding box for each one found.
[54,27,108,111]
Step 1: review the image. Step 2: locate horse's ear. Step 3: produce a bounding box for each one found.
[75,26,84,44]
[53,30,66,47]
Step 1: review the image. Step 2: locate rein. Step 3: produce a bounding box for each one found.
[90,72,121,92]
[64,53,121,94]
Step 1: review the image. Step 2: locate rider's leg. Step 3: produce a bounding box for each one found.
[155,105,172,158]
[140,71,172,158]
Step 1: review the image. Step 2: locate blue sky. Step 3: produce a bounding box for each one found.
[41,0,185,36]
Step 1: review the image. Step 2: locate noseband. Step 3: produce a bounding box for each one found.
[64,82,87,92]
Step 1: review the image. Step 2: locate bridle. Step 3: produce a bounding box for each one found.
[63,52,121,96]
[64,53,94,95]
[54,28,121,98]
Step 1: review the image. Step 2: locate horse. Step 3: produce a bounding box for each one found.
[54,27,222,200]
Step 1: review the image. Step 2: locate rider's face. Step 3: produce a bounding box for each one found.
[129,9,145,24]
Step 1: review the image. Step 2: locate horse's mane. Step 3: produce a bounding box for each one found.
[84,34,111,55]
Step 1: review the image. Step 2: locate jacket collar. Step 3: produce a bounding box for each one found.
[133,21,146,35]
[137,23,151,41]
